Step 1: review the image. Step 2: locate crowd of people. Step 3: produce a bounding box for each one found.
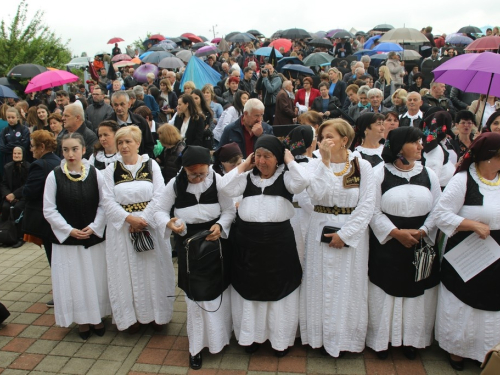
[0,26,500,372]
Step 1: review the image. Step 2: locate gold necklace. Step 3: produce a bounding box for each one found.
[333,149,350,176]
[64,163,86,182]
[476,165,500,186]
[392,162,414,172]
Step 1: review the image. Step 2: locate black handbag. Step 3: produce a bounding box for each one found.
[0,302,10,324]
[321,226,349,247]
[130,230,154,252]
[202,128,214,150]
[184,230,224,306]
[0,207,18,245]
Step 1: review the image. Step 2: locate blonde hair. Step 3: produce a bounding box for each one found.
[378,66,391,85]
[328,67,343,81]
[6,106,21,121]
[317,119,355,148]
[392,88,408,105]
[115,125,142,146]
[183,81,196,91]
[157,124,182,146]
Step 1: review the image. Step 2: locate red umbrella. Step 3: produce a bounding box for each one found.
[25,70,79,93]
[150,34,166,41]
[181,33,203,43]
[211,37,222,43]
[269,38,293,53]
[107,37,124,44]
[111,54,132,62]
[465,36,500,51]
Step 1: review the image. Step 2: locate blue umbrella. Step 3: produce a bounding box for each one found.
[180,56,221,92]
[254,47,283,58]
[445,33,473,45]
[139,51,153,59]
[373,42,403,52]
[363,35,381,49]
[353,49,378,60]
[282,64,314,76]
[0,85,19,99]
[276,57,303,73]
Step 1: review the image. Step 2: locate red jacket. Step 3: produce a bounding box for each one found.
[294,88,321,108]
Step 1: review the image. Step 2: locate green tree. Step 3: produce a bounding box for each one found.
[0,0,72,77]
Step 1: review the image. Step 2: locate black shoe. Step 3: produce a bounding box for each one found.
[320,346,329,356]
[245,342,261,354]
[376,350,389,359]
[189,352,202,370]
[274,348,289,357]
[93,323,105,337]
[11,240,24,249]
[449,355,464,371]
[79,329,91,340]
[403,346,417,360]
[171,250,178,258]
[337,351,346,358]
[46,299,54,307]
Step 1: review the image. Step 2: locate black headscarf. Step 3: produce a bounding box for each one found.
[382,127,423,164]
[254,135,285,165]
[422,111,452,153]
[212,142,242,175]
[283,125,314,157]
[456,132,500,174]
[174,145,211,192]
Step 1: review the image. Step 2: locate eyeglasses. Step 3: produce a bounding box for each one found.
[187,172,209,180]
[458,121,474,125]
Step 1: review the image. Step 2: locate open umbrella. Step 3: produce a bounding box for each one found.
[150,34,166,41]
[199,36,208,42]
[225,31,240,41]
[7,64,48,79]
[195,45,218,57]
[353,49,378,59]
[111,54,131,62]
[134,64,159,83]
[148,45,169,52]
[181,33,203,43]
[107,37,124,44]
[211,37,222,43]
[373,24,394,32]
[457,26,483,34]
[0,77,24,92]
[373,42,403,52]
[307,38,333,48]
[332,30,354,39]
[379,28,429,43]
[113,60,140,69]
[247,29,264,37]
[280,28,311,40]
[139,51,153,60]
[25,70,79,93]
[364,35,381,49]
[218,39,230,52]
[191,42,209,51]
[158,57,185,70]
[179,54,221,92]
[402,49,422,61]
[326,29,343,38]
[276,57,303,72]
[142,51,174,64]
[229,33,254,43]
[433,52,500,125]
[271,30,283,39]
[176,50,194,63]
[0,85,19,99]
[269,38,293,53]
[465,36,500,51]
[254,47,283,58]
[311,31,327,39]
[281,64,314,77]
[445,34,473,45]
[303,52,334,66]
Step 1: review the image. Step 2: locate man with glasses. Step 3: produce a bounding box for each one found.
[85,87,114,131]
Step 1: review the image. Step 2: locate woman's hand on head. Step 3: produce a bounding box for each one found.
[284,149,294,164]
[237,152,255,173]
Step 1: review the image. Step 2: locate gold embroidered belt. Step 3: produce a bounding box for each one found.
[314,205,355,215]
[292,201,301,209]
[121,201,150,212]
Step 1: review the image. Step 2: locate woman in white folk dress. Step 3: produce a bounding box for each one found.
[435,132,500,371]
[218,135,309,357]
[299,119,375,358]
[43,133,110,340]
[154,145,236,370]
[351,112,385,168]
[89,120,121,170]
[367,126,441,360]
[102,125,175,333]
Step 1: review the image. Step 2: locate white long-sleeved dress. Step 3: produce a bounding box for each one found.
[102,155,175,331]
[43,160,111,327]
[367,162,441,351]
[434,165,500,362]
[218,161,309,351]
[299,153,375,357]
[153,168,236,356]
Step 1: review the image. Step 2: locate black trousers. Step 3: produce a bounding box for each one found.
[264,104,275,125]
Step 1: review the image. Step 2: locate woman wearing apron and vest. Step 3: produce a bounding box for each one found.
[153,145,236,370]
[300,119,375,358]
[434,132,500,371]
[218,135,309,357]
[102,126,175,333]
[89,120,120,170]
[43,133,110,340]
[367,127,441,359]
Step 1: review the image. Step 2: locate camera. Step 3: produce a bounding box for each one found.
[261,69,268,75]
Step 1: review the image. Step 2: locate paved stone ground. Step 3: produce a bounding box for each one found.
[0,243,483,374]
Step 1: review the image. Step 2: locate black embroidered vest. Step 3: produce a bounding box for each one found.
[113,159,153,185]
[243,170,293,202]
[381,166,431,195]
[174,172,219,209]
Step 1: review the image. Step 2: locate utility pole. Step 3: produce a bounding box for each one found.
[210,25,218,39]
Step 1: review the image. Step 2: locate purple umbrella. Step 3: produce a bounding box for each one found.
[133,64,159,83]
[433,52,500,124]
[195,45,218,57]
[326,29,343,38]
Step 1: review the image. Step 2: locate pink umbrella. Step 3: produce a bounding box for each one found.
[25,70,79,93]
[211,37,222,43]
[111,54,132,62]
[133,64,159,83]
[465,36,500,51]
[108,37,124,44]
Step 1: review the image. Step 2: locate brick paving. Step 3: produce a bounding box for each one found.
[0,243,483,374]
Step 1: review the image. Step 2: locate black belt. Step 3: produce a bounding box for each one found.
[314,205,355,215]
[121,201,150,212]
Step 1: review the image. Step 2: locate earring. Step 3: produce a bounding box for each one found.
[488,160,491,164]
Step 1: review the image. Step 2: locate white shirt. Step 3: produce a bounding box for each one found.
[400,110,423,127]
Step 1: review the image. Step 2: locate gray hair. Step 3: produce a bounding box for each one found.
[244,98,265,113]
[357,85,370,97]
[112,90,130,102]
[248,61,257,69]
[126,90,136,99]
[407,91,422,101]
[65,103,84,119]
[388,51,398,59]
[367,88,383,98]
[282,80,292,89]
[133,86,145,96]
[360,55,371,63]
[350,61,357,67]
[354,67,365,76]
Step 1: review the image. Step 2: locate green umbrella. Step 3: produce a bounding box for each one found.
[302,52,334,66]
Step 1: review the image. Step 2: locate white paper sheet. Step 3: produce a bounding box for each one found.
[444,232,500,282]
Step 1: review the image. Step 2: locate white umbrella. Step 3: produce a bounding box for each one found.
[379,28,429,44]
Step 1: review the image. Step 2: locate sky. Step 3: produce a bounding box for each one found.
[2,1,499,60]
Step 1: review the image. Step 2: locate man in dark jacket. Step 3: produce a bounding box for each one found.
[85,87,114,131]
[239,67,256,98]
[255,63,282,125]
[274,81,296,125]
[422,82,456,116]
[58,104,98,159]
[110,91,155,157]
[217,99,273,158]
[124,68,138,89]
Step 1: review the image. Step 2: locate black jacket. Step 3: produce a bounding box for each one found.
[1,161,30,200]
[173,115,205,146]
[85,101,114,131]
[56,123,98,160]
[311,96,342,118]
[329,80,347,106]
[109,111,155,157]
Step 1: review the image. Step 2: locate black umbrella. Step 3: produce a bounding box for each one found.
[247,29,264,37]
[307,38,333,48]
[225,31,240,41]
[280,28,311,40]
[332,30,354,39]
[7,64,48,79]
[192,42,209,50]
[229,33,254,43]
[148,45,170,52]
[271,30,283,39]
[373,24,395,32]
[169,37,181,43]
[458,25,483,34]
[282,64,315,77]
[198,35,208,42]
[142,51,174,64]
[0,77,24,92]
